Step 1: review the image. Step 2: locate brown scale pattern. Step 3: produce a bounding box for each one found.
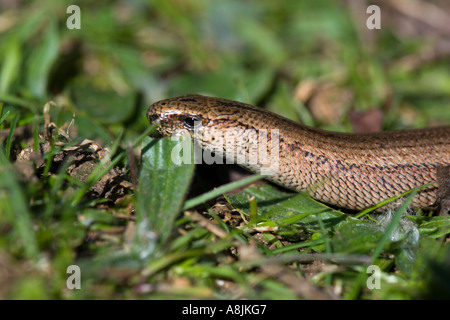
[147,94,450,211]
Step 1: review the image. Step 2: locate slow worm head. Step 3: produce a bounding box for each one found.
[147,94,450,211]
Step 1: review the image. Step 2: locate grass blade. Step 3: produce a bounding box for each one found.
[0,148,38,259]
[25,19,59,99]
[6,112,19,159]
[370,189,418,263]
[0,37,21,94]
[182,174,265,211]
[136,136,195,251]
[355,182,434,219]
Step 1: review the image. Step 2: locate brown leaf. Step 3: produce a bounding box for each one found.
[349,109,384,133]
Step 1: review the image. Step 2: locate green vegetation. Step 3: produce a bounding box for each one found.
[0,0,449,299]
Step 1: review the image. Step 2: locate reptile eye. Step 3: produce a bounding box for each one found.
[182,116,200,129]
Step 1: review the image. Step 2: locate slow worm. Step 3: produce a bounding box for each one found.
[147,94,450,211]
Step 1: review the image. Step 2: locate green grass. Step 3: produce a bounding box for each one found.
[0,0,449,300]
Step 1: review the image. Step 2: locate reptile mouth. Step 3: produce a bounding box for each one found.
[146,113,164,138]
[147,112,160,125]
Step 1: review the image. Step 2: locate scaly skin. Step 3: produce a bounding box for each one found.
[147,94,450,211]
